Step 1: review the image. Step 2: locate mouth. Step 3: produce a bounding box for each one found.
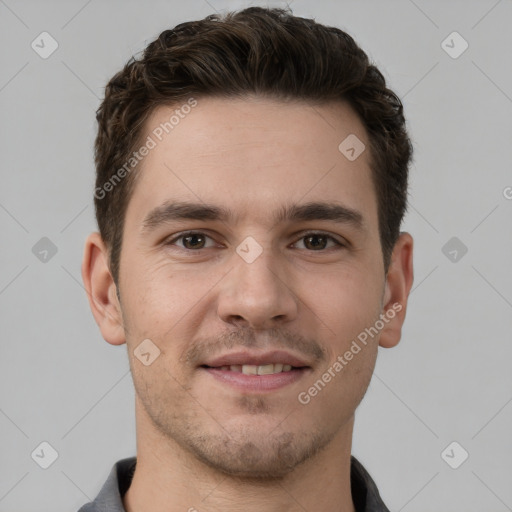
[200,349,311,369]
[201,362,305,374]
[199,353,312,392]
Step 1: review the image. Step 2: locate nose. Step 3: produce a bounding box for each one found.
[216,243,299,330]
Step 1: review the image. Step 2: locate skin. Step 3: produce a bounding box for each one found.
[82,96,413,512]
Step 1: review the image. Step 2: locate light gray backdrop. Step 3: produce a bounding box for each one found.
[1,1,511,511]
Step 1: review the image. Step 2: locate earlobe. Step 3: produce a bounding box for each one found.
[81,232,126,346]
[379,232,414,349]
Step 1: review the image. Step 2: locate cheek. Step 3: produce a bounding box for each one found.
[120,256,221,354]
[303,263,383,339]
[298,269,381,414]
[119,254,181,345]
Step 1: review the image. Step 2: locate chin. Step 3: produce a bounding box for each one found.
[182,427,333,480]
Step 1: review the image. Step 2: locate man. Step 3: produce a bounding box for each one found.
[79,6,413,512]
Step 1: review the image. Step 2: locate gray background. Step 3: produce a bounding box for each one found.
[1,0,511,511]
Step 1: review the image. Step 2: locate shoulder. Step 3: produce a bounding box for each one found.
[76,457,137,512]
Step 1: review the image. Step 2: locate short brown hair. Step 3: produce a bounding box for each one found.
[94,6,412,285]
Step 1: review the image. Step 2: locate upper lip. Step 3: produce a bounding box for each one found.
[201,350,311,368]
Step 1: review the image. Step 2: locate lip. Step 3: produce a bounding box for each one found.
[201,350,311,368]
[201,366,311,392]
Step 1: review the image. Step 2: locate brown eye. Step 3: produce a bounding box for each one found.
[304,234,327,250]
[182,233,206,249]
[294,232,343,251]
[167,232,216,250]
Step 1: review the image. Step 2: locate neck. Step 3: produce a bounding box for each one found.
[123,400,356,512]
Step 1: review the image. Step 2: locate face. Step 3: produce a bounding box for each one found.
[102,96,401,478]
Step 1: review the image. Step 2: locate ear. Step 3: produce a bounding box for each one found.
[379,232,414,349]
[81,232,126,345]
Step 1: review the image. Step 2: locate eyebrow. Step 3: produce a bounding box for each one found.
[141,200,365,233]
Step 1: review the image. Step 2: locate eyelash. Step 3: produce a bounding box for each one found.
[165,231,345,252]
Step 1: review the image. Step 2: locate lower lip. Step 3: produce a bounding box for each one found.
[201,367,310,392]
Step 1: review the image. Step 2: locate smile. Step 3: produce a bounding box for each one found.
[200,365,310,392]
[203,363,295,375]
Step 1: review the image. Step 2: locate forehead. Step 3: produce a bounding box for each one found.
[125,96,378,231]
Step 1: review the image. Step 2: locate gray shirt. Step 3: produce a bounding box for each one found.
[77,455,391,511]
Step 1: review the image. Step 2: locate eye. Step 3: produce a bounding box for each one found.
[166,231,217,250]
[292,232,344,251]
[165,230,345,252]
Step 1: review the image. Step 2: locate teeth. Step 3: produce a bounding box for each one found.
[242,364,258,375]
[257,364,275,375]
[240,363,292,375]
[218,363,296,375]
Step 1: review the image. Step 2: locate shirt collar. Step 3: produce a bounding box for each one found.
[77,455,390,512]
